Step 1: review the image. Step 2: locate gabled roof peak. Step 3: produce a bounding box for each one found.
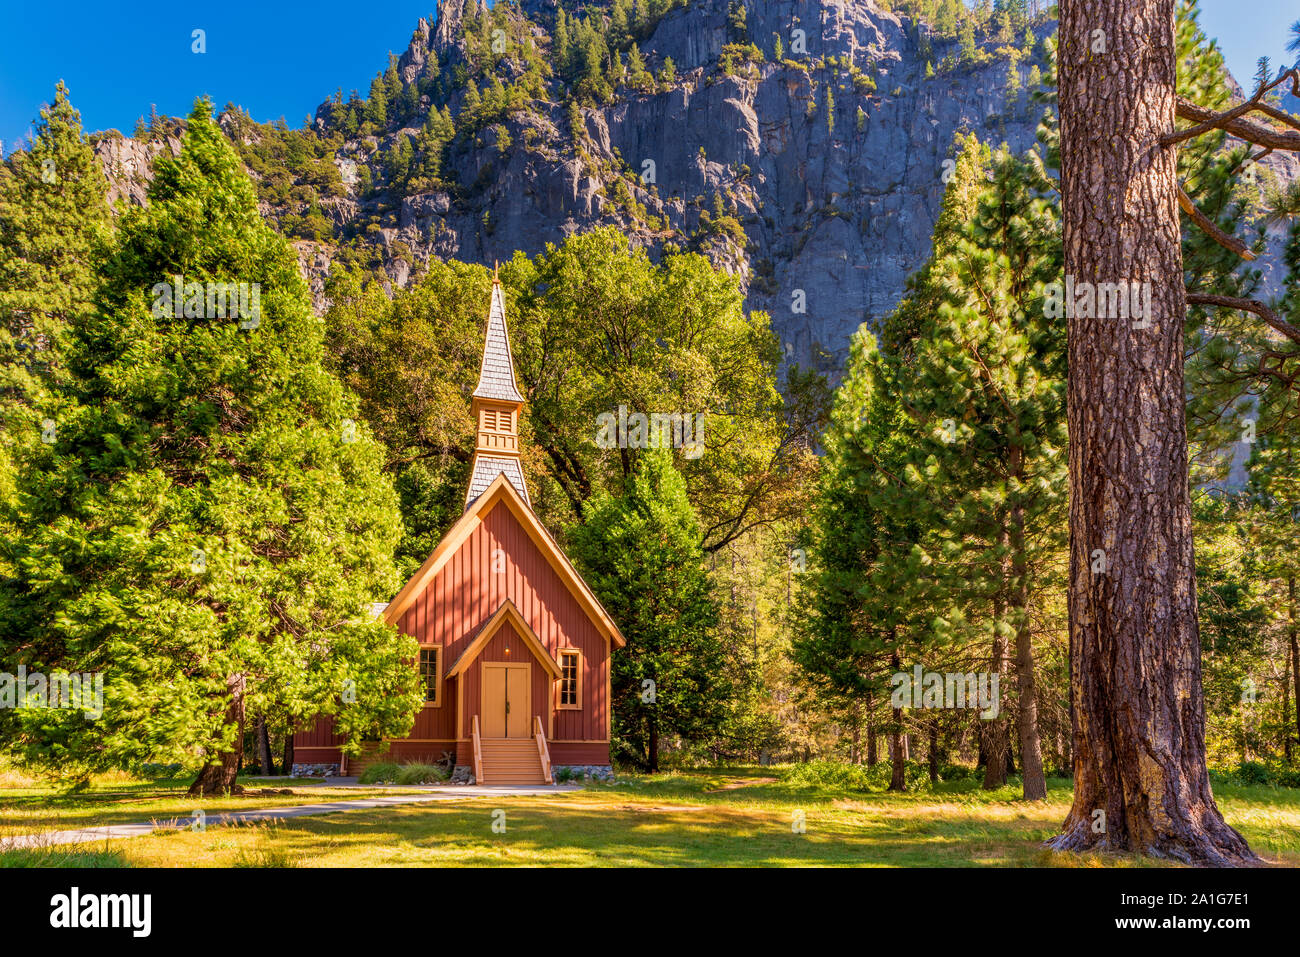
[385,472,627,648]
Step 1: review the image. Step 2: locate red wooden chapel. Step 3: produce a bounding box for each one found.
[293,270,625,784]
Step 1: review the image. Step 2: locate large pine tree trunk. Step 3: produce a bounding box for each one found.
[189,674,247,796]
[1284,656,1292,764]
[888,726,905,791]
[1051,0,1253,864]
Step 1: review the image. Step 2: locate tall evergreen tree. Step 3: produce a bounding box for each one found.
[880,139,1065,799]
[793,328,920,791]
[0,100,423,794]
[570,449,730,772]
[0,83,112,583]
[0,82,110,418]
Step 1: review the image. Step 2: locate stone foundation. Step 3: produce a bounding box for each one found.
[450,765,476,785]
[552,764,614,782]
[291,763,341,777]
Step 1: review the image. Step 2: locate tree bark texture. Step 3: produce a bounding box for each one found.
[1291,578,1299,758]
[281,724,295,776]
[1052,0,1254,864]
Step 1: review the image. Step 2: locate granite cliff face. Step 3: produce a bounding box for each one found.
[336,0,1052,374]
[90,0,1295,375]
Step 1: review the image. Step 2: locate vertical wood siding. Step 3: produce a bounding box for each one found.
[295,499,612,762]
[400,502,609,746]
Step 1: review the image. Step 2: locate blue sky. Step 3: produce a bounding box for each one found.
[0,0,1294,153]
[0,1,437,152]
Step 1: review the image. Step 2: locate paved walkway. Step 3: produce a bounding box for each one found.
[0,784,579,850]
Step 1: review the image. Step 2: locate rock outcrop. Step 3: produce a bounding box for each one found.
[89,0,1297,376]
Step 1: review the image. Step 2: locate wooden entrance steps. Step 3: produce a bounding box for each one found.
[478,738,547,785]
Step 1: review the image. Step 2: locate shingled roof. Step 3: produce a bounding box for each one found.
[466,455,529,507]
[472,281,524,403]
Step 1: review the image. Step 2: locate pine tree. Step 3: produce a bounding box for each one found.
[461,81,482,118]
[959,20,977,64]
[793,328,920,792]
[1253,57,1272,94]
[554,6,571,75]
[0,83,113,584]
[366,75,388,128]
[883,139,1064,799]
[727,0,749,43]
[0,100,423,794]
[797,136,1065,800]
[384,54,402,101]
[341,93,361,138]
[610,0,631,47]
[570,450,730,772]
[0,82,111,418]
[1049,0,1256,863]
[0,81,113,558]
[627,43,649,90]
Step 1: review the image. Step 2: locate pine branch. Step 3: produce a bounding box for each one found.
[1186,293,1300,348]
[1171,95,1300,151]
[1256,101,1300,135]
[1176,186,1256,260]
[1163,67,1300,148]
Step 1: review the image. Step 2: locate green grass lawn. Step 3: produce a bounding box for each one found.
[4,765,1297,867]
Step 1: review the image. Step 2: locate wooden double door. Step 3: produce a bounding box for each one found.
[481,662,532,738]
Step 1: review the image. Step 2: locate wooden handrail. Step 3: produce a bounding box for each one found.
[472,715,484,786]
[534,715,553,785]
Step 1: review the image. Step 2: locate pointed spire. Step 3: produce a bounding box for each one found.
[466,272,529,509]
[472,280,524,403]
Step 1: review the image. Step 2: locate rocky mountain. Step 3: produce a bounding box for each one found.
[90,0,1296,376]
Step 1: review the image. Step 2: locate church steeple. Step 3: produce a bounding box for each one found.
[466,266,529,508]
